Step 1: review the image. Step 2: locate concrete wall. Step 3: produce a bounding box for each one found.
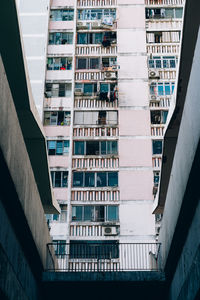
[118,0,155,242]
[0,56,53,270]
[159,29,200,299]
[17,0,51,120]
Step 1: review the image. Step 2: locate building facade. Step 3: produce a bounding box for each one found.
[43,0,184,267]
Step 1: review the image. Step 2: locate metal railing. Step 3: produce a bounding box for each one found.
[46,242,161,272]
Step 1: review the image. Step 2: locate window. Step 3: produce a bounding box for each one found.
[70,240,119,259]
[53,240,66,255]
[45,83,72,98]
[102,57,117,68]
[77,32,116,45]
[148,56,177,69]
[78,9,116,21]
[76,58,100,70]
[86,141,99,155]
[99,83,118,102]
[72,205,118,222]
[75,83,97,96]
[47,140,70,155]
[150,82,175,96]
[50,9,74,21]
[47,205,67,223]
[152,140,163,155]
[47,57,72,70]
[73,172,118,187]
[146,8,183,19]
[154,171,160,187]
[49,32,73,45]
[51,171,68,187]
[74,111,118,125]
[44,111,71,126]
[146,31,180,43]
[73,141,118,156]
[151,111,168,124]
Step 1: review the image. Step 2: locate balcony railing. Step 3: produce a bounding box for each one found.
[146,20,182,31]
[71,189,120,202]
[74,98,118,108]
[73,126,119,137]
[72,157,119,169]
[76,45,117,56]
[146,43,180,54]
[77,0,117,7]
[145,0,184,5]
[46,242,161,272]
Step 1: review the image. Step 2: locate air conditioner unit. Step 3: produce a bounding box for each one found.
[148,70,160,79]
[77,22,89,29]
[104,72,116,80]
[103,226,118,236]
[150,95,159,101]
[92,21,101,29]
[74,88,83,95]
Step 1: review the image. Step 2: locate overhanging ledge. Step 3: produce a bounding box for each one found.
[0,0,59,213]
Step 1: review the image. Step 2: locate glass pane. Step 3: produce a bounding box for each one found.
[158,84,164,96]
[77,58,87,69]
[74,141,84,155]
[97,173,107,187]
[48,141,56,149]
[90,58,99,69]
[175,8,183,18]
[95,206,105,222]
[63,141,69,154]
[84,84,93,95]
[107,141,118,155]
[77,33,87,44]
[72,206,82,221]
[86,141,99,155]
[100,83,109,93]
[165,83,171,95]
[56,141,63,155]
[108,172,118,187]
[64,112,71,125]
[62,171,68,187]
[73,172,83,187]
[55,172,61,187]
[84,206,94,221]
[108,206,118,221]
[100,141,107,155]
[153,141,162,154]
[155,60,162,68]
[85,172,95,187]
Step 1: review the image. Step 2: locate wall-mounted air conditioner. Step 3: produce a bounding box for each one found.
[148,70,160,79]
[104,72,116,80]
[103,226,118,236]
[77,21,89,29]
[74,88,83,95]
[92,21,102,29]
[150,95,159,101]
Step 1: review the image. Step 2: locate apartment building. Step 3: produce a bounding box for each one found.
[43,0,184,268]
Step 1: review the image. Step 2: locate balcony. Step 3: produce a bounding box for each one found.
[76,44,117,56]
[145,0,184,6]
[151,125,165,137]
[72,157,119,169]
[46,242,161,272]
[73,126,119,138]
[74,97,118,109]
[71,189,119,202]
[75,70,117,81]
[146,43,180,54]
[77,0,117,7]
[146,20,182,31]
